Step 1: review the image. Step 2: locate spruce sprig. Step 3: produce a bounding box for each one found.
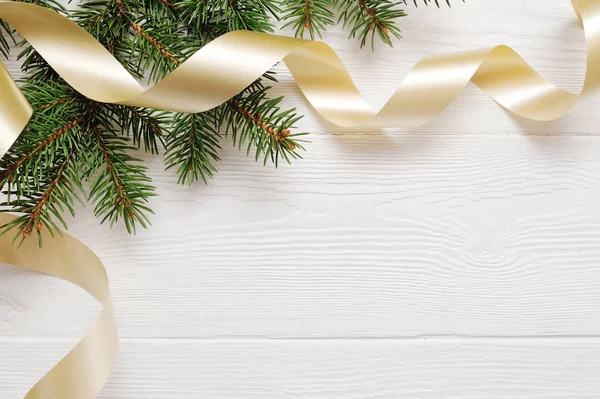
[0,20,14,58]
[0,0,307,244]
[338,0,405,49]
[282,0,461,49]
[164,111,221,186]
[281,0,335,40]
[85,125,156,234]
[0,0,458,245]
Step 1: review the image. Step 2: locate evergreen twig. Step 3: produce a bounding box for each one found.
[0,0,308,245]
[0,0,457,245]
[282,0,461,48]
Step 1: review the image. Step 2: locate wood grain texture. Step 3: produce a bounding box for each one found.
[3,136,600,338]
[2,339,600,399]
[1,0,600,397]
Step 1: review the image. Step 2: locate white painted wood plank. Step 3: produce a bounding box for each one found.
[2,136,600,338]
[2,1,600,397]
[2,339,599,399]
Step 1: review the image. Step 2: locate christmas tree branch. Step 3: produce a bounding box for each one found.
[282,0,461,48]
[164,111,221,185]
[0,0,308,244]
[281,0,335,40]
[0,0,460,245]
[87,125,155,233]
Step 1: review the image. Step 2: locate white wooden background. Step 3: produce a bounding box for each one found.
[2,0,600,397]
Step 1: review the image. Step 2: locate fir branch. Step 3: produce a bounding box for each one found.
[0,148,78,246]
[1,0,464,245]
[0,82,89,193]
[282,0,459,48]
[0,1,161,243]
[85,126,156,234]
[0,119,84,246]
[0,20,15,58]
[38,97,75,111]
[164,111,221,185]
[74,0,189,80]
[107,105,168,155]
[0,116,83,187]
[223,88,307,166]
[129,20,181,67]
[281,0,335,40]
[137,0,307,182]
[1,156,76,246]
[337,0,405,49]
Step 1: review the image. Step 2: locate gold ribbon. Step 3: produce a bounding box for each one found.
[0,0,598,397]
[0,214,116,399]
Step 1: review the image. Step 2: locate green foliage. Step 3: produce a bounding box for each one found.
[337,0,405,49]
[0,0,457,245]
[0,20,14,58]
[282,0,461,48]
[164,111,221,185]
[0,0,310,244]
[407,0,453,6]
[105,105,168,155]
[0,77,158,240]
[0,81,88,245]
[281,0,334,40]
[84,125,156,234]
[223,86,307,167]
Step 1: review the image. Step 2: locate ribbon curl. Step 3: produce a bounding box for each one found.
[1,0,600,158]
[0,0,599,397]
[0,214,116,399]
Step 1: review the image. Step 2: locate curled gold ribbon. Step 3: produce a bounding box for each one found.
[1,0,600,159]
[0,215,116,399]
[0,0,599,397]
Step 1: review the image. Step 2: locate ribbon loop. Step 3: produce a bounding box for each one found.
[1,0,600,159]
[0,0,599,397]
[0,214,116,399]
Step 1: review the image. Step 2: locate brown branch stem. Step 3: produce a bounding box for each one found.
[0,116,84,184]
[304,0,312,29]
[124,106,163,135]
[129,21,181,67]
[93,127,136,220]
[22,150,73,237]
[357,0,389,34]
[226,100,291,141]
